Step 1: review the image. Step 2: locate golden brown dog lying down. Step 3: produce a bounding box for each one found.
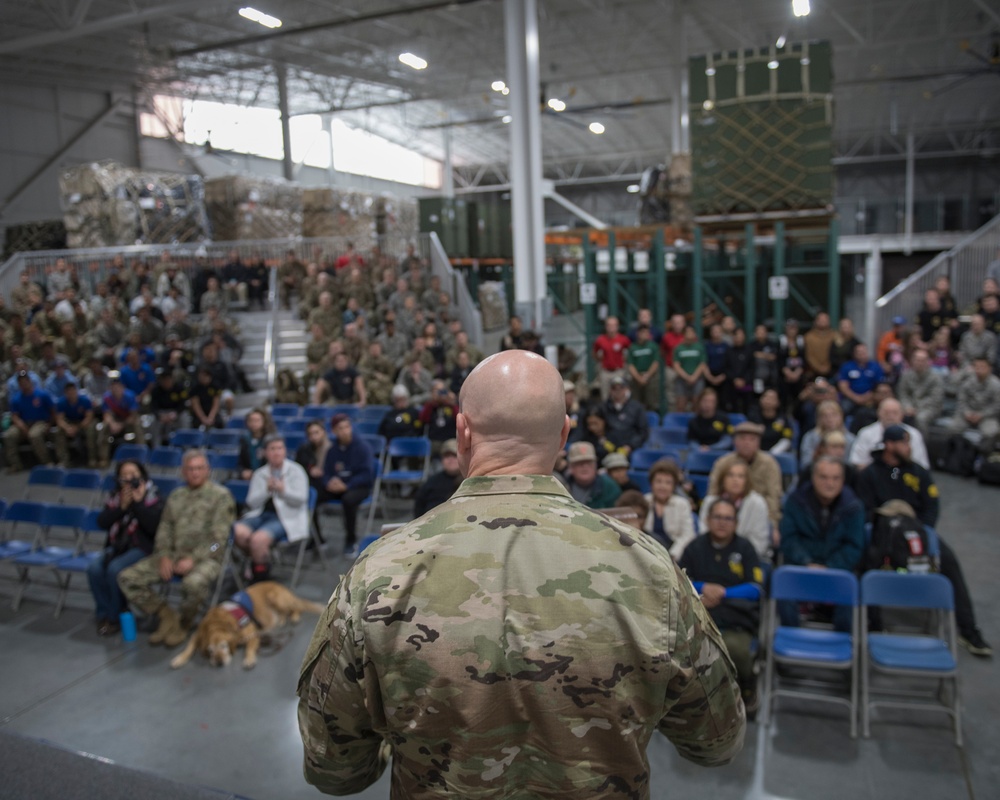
[170,581,324,670]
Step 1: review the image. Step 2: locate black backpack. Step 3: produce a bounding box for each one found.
[944,434,978,477]
[978,452,1000,486]
[865,514,933,573]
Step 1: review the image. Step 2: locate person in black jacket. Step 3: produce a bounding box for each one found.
[89,460,164,636]
[601,376,649,454]
[855,425,991,657]
[725,327,753,413]
[413,439,463,516]
[687,387,733,450]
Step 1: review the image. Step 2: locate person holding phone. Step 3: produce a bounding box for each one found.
[90,460,164,636]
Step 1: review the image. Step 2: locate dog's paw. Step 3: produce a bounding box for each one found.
[242,659,257,670]
[169,656,186,669]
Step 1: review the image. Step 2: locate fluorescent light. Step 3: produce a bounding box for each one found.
[501,115,512,124]
[792,0,810,17]
[491,80,506,92]
[239,7,282,28]
[705,67,716,77]
[703,99,715,110]
[501,86,509,95]
[767,59,779,69]
[801,56,811,65]
[398,52,428,70]
[626,184,640,194]
[776,35,787,48]
[589,121,605,135]
[547,98,566,112]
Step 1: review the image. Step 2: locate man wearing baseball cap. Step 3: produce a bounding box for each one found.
[856,425,991,657]
[708,422,783,524]
[563,441,621,509]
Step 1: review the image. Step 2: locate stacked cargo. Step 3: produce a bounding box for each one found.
[60,161,210,248]
[376,194,419,255]
[204,175,303,240]
[302,187,375,242]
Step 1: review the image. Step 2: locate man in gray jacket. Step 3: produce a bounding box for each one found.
[958,315,997,367]
[949,356,1000,445]
[896,349,944,435]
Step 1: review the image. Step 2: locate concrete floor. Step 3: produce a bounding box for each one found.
[0,468,997,800]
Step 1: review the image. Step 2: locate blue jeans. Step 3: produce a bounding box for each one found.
[87,547,146,621]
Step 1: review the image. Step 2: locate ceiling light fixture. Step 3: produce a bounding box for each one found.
[398,52,428,70]
[801,56,811,65]
[238,7,282,28]
[501,86,509,95]
[626,184,641,194]
[502,115,512,124]
[767,59,780,69]
[491,80,506,92]
[705,67,716,77]
[792,0,810,17]
[547,98,566,112]
[776,35,787,48]
[703,99,715,110]
[589,122,605,135]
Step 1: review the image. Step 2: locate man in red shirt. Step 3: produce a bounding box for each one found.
[660,314,687,411]
[593,316,631,399]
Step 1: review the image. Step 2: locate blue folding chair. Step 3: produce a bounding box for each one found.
[762,566,860,737]
[860,571,960,744]
[284,433,306,453]
[362,434,387,459]
[11,505,87,611]
[645,411,661,429]
[663,412,694,427]
[52,510,106,616]
[688,474,709,500]
[23,466,66,500]
[208,451,240,477]
[270,403,301,418]
[685,450,724,475]
[60,469,103,505]
[153,476,182,498]
[170,429,206,449]
[357,405,391,423]
[277,417,308,434]
[301,405,331,421]
[627,470,651,494]
[1,501,49,557]
[113,443,149,464]
[329,405,360,420]
[354,421,381,437]
[207,429,243,450]
[774,452,800,479]
[226,417,247,430]
[149,446,184,473]
[225,480,250,508]
[630,448,682,472]
[648,426,689,448]
[101,473,119,496]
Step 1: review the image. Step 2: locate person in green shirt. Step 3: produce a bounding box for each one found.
[627,324,663,412]
[672,326,707,412]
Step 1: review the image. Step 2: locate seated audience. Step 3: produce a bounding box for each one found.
[579,407,624,459]
[947,355,1000,449]
[896,348,944,435]
[748,387,794,454]
[53,379,97,467]
[296,420,331,497]
[4,370,56,472]
[708,422,783,524]
[850,398,929,470]
[642,458,696,559]
[233,435,310,583]
[91,460,164,636]
[855,426,991,657]
[238,407,276,480]
[378,385,424,442]
[799,399,855,468]
[562,441,621,509]
[413,438,463,516]
[837,342,885,414]
[419,380,459,456]
[322,414,374,557]
[99,371,142,466]
[958,314,996,367]
[687,387,732,450]
[602,375,649,454]
[779,456,865,631]
[613,489,650,530]
[603,452,642,493]
[313,351,367,407]
[679,497,764,714]
[699,458,771,559]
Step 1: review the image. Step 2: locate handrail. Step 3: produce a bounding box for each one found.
[422,231,484,349]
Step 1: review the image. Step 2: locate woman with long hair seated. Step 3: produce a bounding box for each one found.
[686,387,732,451]
[238,406,277,480]
[698,458,772,558]
[799,399,855,467]
[90,459,165,636]
[641,458,696,560]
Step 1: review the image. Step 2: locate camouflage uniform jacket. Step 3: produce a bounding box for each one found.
[152,481,235,563]
[298,474,745,798]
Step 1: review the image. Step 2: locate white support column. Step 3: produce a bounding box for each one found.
[277,63,294,182]
[442,126,455,199]
[504,0,547,329]
[323,114,337,186]
[864,245,882,349]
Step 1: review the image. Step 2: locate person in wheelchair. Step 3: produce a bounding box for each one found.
[679,497,764,716]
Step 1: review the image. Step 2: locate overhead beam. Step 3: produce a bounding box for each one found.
[0,95,124,217]
[970,0,1000,27]
[170,0,495,58]
[0,0,225,55]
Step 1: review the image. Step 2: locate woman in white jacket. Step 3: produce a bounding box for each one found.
[641,459,696,560]
[698,458,772,558]
[233,434,311,582]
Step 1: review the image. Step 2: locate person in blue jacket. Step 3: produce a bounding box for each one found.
[322,413,373,557]
[779,455,865,631]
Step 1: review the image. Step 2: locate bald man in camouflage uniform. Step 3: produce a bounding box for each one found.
[118,450,235,647]
[298,350,744,798]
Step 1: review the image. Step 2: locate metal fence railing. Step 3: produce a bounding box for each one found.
[874,214,1000,339]
[422,232,484,349]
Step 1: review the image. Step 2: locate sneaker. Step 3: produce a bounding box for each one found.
[959,631,993,658]
[342,544,359,560]
[742,690,760,720]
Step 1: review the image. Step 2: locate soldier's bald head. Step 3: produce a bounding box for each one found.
[457,351,569,476]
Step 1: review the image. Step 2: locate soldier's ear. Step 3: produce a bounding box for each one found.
[456,412,471,455]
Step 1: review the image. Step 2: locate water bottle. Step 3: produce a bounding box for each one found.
[119,611,137,642]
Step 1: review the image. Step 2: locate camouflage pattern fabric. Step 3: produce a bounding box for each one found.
[298,474,745,798]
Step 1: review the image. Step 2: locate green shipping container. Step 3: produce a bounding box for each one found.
[419,197,473,257]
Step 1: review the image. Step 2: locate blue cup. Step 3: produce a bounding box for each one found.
[119,611,137,642]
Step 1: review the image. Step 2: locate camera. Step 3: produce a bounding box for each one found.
[121,477,142,489]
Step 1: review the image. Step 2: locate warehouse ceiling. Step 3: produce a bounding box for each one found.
[2,0,999,187]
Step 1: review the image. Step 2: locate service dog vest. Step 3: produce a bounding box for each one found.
[222,591,256,628]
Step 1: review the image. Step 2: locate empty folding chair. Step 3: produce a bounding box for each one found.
[1,501,49,558]
[329,405,360,420]
[152,476,182,498]
[762,566,860,737]
[100,473,119,497]
[52,509,105,617]
[645,411,662,429]
[11,505,87,611]
[301,405,331,421]
[627,470,651,494]
[357,405,391,423]
[685,450,724,475]
[169,429,206,449]
[207,451,239,479]
[774,453,800,490]
[354,421,381,437]
[148,446,184,474]
[207,429,243,450]
[362,434,387,460]
[284,433,306,454]
[688,474,709,500]
[861,571,961,744]
[60,468,104,506]
[662,412,694,428]
[270,403,301,419]
[378,437,431,514]
[113,443,149,464]
[630,448,681,472]
[23,466,66,500]
[226,416,248,430]
[225,480,250,509]
[648,427,690,448]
